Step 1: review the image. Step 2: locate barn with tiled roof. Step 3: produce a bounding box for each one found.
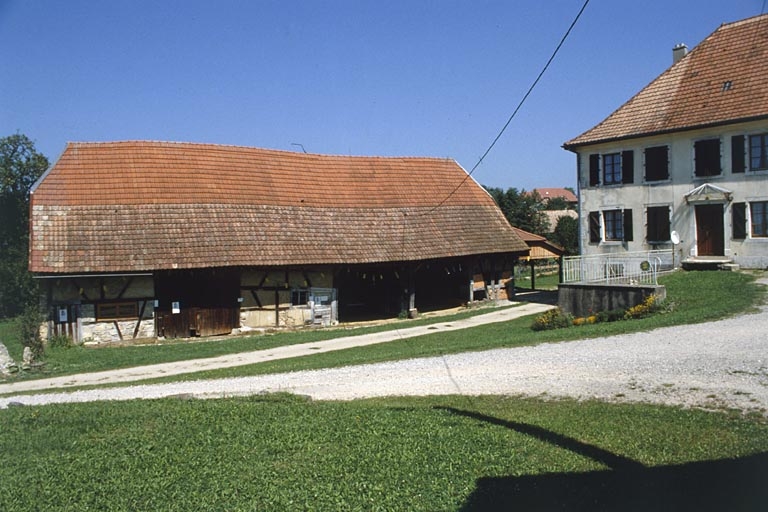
[30,141,528,341]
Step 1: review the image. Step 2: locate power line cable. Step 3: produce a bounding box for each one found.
[418,0,591,216]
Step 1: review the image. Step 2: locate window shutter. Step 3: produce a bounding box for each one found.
[732,202,747,239]
[731,135,745,173]
[589,211,601,243]
[695,139,721,176]
[644,146,669,181]
[589,154,600,186]
[622,150,634,184]
[660,206,671,241]
[623,209,633,242]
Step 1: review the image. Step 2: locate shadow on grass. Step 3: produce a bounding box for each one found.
[438,408,768,512]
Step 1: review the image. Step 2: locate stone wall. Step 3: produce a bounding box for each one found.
[240,269,335,328]
[44,275,156,344]
[558,283,666,318]
[78,301,156,343]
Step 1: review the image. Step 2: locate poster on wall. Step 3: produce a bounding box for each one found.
[172,301,180,314]
[58,307,68,323]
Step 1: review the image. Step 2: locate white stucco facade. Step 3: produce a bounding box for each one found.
[574,119,768,269]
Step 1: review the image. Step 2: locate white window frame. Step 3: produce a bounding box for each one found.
[748,199,768,238]
[748,133,768,172]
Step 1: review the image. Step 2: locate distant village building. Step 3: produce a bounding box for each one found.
[532,188,577,208]
[29,141,528,343]
[543,209,578,234]
[564,14,768,269]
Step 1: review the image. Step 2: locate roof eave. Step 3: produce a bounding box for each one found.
[563,114,768,152]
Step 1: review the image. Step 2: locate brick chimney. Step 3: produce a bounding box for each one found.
[673,43,688,64]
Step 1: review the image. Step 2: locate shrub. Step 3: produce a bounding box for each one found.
[531,308,573,331]
[624,294,661,320]
[572,316,598,326]
[49,334,73,349]
[18,305,44,360]
[597,309,625,323]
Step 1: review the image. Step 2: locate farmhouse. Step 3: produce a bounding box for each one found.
[564,14,768,270]
[29,141,528,343]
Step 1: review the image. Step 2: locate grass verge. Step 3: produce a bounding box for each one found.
[1,270,765,387]
[135,269,766,384]
[1,394,766,511]
[0,302,513,382]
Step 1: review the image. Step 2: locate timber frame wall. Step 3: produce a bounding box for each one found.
[38,253,518,343]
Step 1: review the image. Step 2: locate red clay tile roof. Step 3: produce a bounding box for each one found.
[533,188,577,203]
[564,14,768,149]
[511,227,563,259]
[30,141,528,273]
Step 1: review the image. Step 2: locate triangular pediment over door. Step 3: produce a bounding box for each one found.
[684,183,733,204]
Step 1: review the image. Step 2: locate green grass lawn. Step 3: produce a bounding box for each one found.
[0,317,23,362]
[101,269,768,385]
[512,266,560,290]
[1,271,766,510]
[1,394,766,511]
[1,270,765,386]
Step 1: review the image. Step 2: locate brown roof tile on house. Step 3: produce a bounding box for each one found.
[564,14,768,149]
[511,227,564,260]
[30,141,528,273]
[533,188,577,203]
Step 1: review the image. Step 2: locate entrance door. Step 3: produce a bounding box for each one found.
[154,269,239,338]
[695,204,724,256]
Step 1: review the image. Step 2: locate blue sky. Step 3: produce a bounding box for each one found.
[1,1,763,191]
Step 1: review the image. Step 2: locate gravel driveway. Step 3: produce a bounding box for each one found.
[2,288,767,414]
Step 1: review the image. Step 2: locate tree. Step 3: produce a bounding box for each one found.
[542,196,572,211]
[0,134,49,318]
[486,186,550,236]
[551,215,579,256]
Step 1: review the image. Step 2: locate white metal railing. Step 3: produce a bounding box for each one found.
[561,250,674,286]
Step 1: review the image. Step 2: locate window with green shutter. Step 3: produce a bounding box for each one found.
[645,146,669,181]
[732,135,745,173]
[732,203,747,239]
[647,206,671,242]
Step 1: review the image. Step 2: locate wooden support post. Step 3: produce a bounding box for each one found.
[116,277,133,299]
[510,259,517,299]
[400,264,417,318]
[113,320,123,341]
[71,279,91,301]
[530,259,536,290]
[408,270,416,317]
[488,258,498,302]
[275,288,279,328]
[132,299,148,339]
